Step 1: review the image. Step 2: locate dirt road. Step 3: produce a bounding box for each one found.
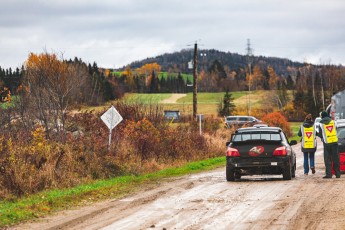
[12,141,345,230]
[160,94,186,104]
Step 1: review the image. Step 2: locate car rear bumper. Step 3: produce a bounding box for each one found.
[226,156,292,175]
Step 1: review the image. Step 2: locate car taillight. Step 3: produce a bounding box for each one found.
[273,146,287,156]
[226,147,240,157]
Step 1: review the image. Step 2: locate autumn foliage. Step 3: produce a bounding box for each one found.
[0,87,11,103]
[0,101,224,199]
[261,112,292,137]
[136,63,161,86]
[0,51,307,200]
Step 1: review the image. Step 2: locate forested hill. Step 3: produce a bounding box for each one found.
[120,49,305,76]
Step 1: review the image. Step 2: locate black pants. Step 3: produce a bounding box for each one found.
[323,143,340,177]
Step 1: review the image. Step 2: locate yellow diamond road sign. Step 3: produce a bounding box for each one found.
[101,106,123,130]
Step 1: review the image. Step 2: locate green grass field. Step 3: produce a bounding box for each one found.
[123,93,172,104]
[175,92,247,104]
[289,122,302,142]
[119,90,274,116]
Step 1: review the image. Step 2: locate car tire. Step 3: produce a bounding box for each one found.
[226,167,235,181]
[282,165,292,180]
[234,171,241,180]
[292,162,296,178]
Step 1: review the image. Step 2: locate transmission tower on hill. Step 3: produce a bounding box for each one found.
[246,39,253,115]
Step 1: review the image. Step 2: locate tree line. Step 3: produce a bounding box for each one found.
[115,61,345,117]
[0,66,22,96]
[1,53,121,141]
[1,51,345,121]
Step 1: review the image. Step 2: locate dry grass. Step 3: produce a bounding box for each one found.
[233,90,271,108]
[158,90,276,116]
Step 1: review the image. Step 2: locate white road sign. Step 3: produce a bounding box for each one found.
[101,106,123,130]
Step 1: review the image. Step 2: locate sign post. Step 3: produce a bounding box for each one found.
[101,105,123,150]
[197,114,203,135]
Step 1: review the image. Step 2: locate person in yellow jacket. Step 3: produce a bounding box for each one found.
[317,111,341,179]
[298,114,317,175]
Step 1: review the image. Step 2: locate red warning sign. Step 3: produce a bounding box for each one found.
[326,125,333,133]
[306,132,312,138]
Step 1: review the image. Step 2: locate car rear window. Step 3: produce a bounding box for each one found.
[232,132,281,142]
[226,117,237,121]
[238,117,249,121]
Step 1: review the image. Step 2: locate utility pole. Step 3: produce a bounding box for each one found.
[246,39,253,115]
[193,42,198,119]
[319,67,325,110]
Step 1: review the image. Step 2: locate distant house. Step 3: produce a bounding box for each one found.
[328,90,345,120]
[164,110,180,121]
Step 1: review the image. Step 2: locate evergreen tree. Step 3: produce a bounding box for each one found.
[293,89,305,120]
[209,59,226,79]
[149,70,159,93]
[262,69,270,90]
[218,90,236,117]
[304,88,315,115]
[177,72,185,93]
[159,76,168,93]
[286,75,294,90]
[102,74,115,101]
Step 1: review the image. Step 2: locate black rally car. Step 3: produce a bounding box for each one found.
[225,126,297,181]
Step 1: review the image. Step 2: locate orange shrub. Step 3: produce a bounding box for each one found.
[0,110,225,199]
[123,118,160,162]
[261,112,292,137]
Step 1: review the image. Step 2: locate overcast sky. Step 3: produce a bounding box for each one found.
[1,0,345,69]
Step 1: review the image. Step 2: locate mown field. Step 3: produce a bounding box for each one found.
[121,90,272,116]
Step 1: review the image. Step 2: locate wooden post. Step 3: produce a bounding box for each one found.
[193,42,198,119]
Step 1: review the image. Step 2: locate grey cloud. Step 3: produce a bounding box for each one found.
[1,0,345,68]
